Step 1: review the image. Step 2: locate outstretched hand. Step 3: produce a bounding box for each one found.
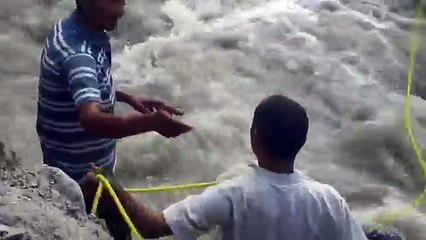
[128,96,184,116]
[152,110,193,138]
[126,96,193,138]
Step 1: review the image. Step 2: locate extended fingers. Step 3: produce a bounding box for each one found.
[165,105,184,115]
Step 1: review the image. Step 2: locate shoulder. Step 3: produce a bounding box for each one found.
[200,171,256,202]
[43,19,92,67]
[313,182,349,211]
[308,180,341,193]
[317,183,345,201]
[298,176,346,202]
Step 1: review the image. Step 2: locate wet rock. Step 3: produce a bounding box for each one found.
[0,212,17,227]
[0,182,8,197]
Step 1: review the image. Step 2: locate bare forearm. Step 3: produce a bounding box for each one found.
[111,183,173,238]
[115,90,134,103]
[81,176,172,239]
[80,111,157,139]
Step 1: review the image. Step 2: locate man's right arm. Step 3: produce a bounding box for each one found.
[79,172,233,239]
[78,103,159,138]
[63,53,190,139]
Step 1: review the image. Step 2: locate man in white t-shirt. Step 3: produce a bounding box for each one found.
[79,94,369,240]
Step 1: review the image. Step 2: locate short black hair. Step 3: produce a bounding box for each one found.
[76,0,82,11]
[252,95,309,160]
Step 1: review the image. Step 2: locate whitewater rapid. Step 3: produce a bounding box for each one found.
[1,0,426,238]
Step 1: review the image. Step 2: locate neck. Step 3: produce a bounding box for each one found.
[77,10,103,32]
[258,157,294,174]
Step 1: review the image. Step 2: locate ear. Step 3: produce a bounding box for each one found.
[250,126,260,153]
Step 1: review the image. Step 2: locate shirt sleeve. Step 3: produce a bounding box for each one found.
[162,185,233,240]
[62,53,101,107]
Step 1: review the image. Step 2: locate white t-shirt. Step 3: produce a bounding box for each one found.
[163,167,368,240]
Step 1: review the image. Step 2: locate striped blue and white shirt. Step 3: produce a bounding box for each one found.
[36,10,116,181]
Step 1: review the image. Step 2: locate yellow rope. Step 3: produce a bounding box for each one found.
[372,3,426,226]
[92,174,144,240]
[405,3,426,177]
[124,181,218,193]
[90,180,103,215]
[90,175,218,240]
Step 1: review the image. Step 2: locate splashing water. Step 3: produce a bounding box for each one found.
[1,0,426,238]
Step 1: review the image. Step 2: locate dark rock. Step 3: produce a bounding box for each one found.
[320,0,341,12]
[0,224,28,240]
[363,224,404,239]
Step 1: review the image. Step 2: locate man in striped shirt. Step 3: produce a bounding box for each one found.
[36,0,192,183]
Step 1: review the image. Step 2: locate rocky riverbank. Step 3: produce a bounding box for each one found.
[0,141,112,240]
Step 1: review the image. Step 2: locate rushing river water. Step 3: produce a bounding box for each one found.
[1,0,426,238]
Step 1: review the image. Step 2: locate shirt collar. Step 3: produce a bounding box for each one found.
[255,167,307,185]
[68,10,110,46]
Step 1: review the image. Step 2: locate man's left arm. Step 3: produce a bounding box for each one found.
[115,90,184,115]
[115,90,134,104]
[115,90,150,113]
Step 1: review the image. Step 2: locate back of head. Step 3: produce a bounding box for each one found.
[76,0,81,11]
[252,95,309,162]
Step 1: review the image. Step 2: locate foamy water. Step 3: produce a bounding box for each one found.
[1,0,426,238]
